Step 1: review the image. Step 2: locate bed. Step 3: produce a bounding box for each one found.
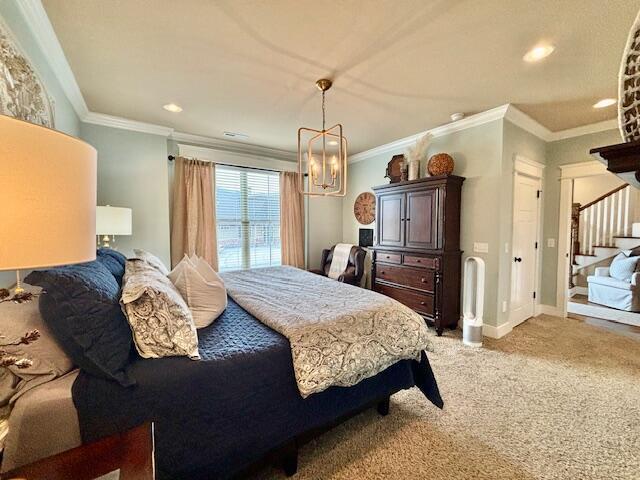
[5,296,442,479]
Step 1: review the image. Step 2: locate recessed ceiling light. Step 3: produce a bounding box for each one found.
[328,140,338,146]
[450,112,465,122]
[163,103,183,113]
[523,44,555,63]
[593,98,616,109]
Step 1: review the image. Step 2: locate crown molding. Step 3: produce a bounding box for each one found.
[171,131,296,162]
[349,104,510,163]
[83,112,174,136]
[548,119,619,142]
[11,3,621,162]
[14,0,89,118]
[504,105,553,140]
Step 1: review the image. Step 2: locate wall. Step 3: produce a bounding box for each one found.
[0,3,81,287]
[573,173,625,206]
[540,128,623,306]
[344,120,506,327]
[81,123,172,266]
[498,121,547,326]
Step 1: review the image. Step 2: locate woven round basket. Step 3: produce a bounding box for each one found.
[619,9,640,141]
[427,153,454,176]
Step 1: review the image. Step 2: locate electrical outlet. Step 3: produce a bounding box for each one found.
[504,243,509,254]
[473,242,489,253]
[547,238,556,248]
[502,301,507,312]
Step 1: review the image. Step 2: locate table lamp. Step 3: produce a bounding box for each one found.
[0,114,97,294]
[96,205,132,248]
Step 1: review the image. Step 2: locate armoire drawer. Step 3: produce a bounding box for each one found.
[375,264,434,293]
[377,252,401,264]
[403,255,438,270]
[374,282,434,316]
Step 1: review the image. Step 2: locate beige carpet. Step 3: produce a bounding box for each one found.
[251,315,640,479]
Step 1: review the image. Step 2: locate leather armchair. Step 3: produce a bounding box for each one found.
[310,245,367,286]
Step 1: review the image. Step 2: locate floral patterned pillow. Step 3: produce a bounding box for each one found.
[120,259,200,360]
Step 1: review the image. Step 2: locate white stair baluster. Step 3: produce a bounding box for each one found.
[582,209,588,254]
[609,194,616,245]
[624,186,631,237]
[603,198,608,245]
[617,190,623,237]
[589,205,595,255]
[596,201,602,249]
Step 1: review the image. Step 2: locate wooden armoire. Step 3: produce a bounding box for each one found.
[371,175,464,335]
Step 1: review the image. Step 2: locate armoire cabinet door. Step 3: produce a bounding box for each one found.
[378,192,405,247]
[405,188,439,249]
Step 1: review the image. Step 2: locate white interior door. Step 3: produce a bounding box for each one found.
[510,173,541,327]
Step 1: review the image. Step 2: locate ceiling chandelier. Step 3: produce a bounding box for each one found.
[298,79,347,196]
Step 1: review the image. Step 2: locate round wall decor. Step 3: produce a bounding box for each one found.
[354,192,375,225]
[0,20,55,128]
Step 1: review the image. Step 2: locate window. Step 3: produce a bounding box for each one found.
[215,166,281,271]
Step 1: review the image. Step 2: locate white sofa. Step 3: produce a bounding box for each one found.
[587,267,640,312]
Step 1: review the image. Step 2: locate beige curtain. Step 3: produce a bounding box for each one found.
[171,157,218,270]
[280,172,305,268]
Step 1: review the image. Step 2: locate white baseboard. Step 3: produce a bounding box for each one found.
[537,304,564,317]
[482,322,513,339]
[568,286,587,297]
[567,301,640,327]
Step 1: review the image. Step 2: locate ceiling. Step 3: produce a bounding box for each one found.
[43,0,638,154]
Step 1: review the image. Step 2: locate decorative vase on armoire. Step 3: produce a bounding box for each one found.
[371,175,464,335]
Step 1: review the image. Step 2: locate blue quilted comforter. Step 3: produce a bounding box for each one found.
[72,297,442,479]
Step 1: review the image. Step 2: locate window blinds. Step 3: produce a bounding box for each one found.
[215,165,281,272]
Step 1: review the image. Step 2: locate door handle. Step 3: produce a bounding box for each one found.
[514,257,522,262]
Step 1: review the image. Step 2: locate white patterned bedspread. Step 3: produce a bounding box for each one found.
[221,266,431,398]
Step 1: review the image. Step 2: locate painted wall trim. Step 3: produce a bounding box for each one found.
[549,119,619,142]
[504,105,553,140]
[172,131,296,162]
[83,112,174,137]
[13,0,89,118]
[483,321,513,339]
[177,143,297,171]
[13,2,620,165]
[349,104,510,163]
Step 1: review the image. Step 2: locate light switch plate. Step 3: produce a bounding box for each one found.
[547,238,556,248]
[473,242,489,253]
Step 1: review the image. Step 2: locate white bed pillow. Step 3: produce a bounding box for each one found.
[168,256,227,328]
[133,249,169,275]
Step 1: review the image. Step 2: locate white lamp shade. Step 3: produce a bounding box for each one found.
[96,206,132,236]
[0,114,97,271]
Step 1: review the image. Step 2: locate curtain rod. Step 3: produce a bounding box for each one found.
[167,155,291,174]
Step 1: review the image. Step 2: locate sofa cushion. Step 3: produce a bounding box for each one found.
[587,274,634,290]
[25,261,135,387]
[609,252,638,282]
[96,248,127,285]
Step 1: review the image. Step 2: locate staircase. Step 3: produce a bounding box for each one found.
[571,184,640,287]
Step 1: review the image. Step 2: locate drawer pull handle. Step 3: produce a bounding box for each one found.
[420,301,426,306]
[416,259,421,263]
[381,271,386,275]
[421,278,426,283]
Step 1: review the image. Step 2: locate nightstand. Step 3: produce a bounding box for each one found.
[1,423,154,480]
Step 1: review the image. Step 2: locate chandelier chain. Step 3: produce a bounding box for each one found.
[322,90,326,132]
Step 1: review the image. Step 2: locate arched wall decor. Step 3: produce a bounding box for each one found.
[0,19,55,128]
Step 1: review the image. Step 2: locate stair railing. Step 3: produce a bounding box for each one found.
[572,183,631,260]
